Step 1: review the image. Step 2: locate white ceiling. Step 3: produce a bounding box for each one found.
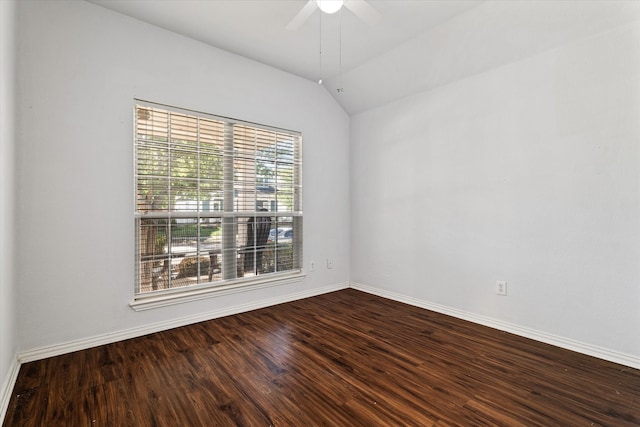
[87,0,640,114]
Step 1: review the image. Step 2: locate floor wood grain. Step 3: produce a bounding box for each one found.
[4,289,640,426]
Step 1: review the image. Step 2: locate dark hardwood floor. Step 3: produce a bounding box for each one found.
[4,289,640,426]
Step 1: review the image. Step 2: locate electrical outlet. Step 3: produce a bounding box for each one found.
[327,258,333,269]
[309,261,316,272]
[496,280,507,296]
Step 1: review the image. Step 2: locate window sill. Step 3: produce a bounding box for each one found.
[129,272,305,311]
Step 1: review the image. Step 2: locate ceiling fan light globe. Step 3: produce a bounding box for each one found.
[317,0,344,14]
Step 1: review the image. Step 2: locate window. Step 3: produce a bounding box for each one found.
[134,101,302,301]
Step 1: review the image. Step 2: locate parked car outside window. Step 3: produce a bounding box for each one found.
[267,227,293,243]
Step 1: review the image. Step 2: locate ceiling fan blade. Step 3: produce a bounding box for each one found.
[286,0,318,31]
[344,0,382,26]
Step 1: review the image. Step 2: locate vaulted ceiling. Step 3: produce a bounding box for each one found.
[87,0,640,115]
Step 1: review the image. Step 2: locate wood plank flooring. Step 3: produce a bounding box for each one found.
[4,289,640,426]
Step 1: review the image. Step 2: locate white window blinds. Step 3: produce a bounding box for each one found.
[134,100,302,296]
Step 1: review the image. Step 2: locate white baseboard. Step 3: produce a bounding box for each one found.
[0,355,20,424]
[350,282,640,370]
[19,282,349,363]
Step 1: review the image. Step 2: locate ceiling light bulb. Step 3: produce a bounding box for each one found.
[317,0,344,14]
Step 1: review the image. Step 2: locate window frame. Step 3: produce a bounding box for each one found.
[131,100,303,310]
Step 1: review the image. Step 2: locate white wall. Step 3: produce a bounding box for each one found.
[16,0,350,352]
[0,0,19,417]
[351,21,640,361]
[13,0,639,371]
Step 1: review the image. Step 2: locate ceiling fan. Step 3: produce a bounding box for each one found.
[286,0,382,30]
